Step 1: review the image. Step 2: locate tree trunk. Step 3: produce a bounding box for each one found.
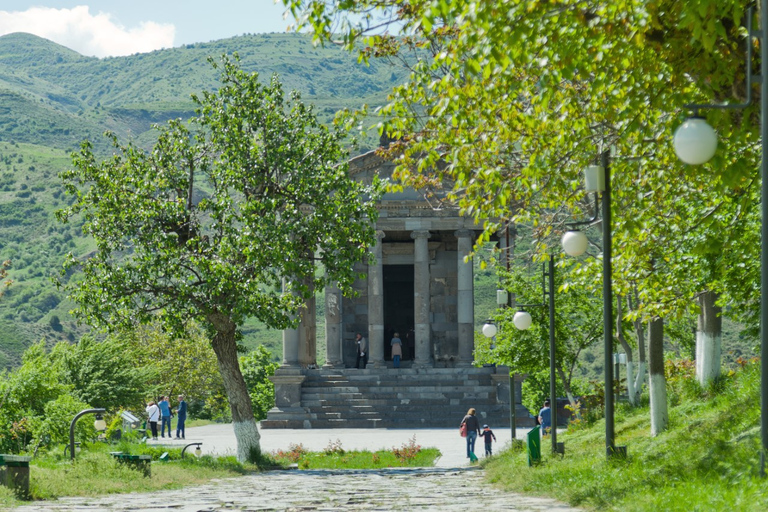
[696,290,722,386]
[629,292,647,406]
[208,313,261,462]
[648,316,668,436]
[556,365,577,408]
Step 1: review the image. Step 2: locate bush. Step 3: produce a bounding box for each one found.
[239,346,279,421]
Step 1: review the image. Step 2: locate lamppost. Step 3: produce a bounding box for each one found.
[69,408,106,461]
[562,150,625,459]
[486,257,559,454]
[671,3,768,475]
[482,289,519,444]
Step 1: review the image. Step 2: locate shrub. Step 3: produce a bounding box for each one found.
[391,436,422,463]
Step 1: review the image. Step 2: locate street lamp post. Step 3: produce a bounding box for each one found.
[69,408,106,461]
[482,318,519,443]
[562,150,625,459]
[509,257,560,455]
[672,3,768,475]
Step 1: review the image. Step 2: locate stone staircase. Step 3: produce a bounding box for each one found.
[261,367,535,429]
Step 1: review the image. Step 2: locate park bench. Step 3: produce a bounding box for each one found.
[0,454,31,499]
[110,452,151,477]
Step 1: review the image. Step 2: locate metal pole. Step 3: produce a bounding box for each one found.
[760,0,768,478]
[547,256,557,453]
[602,150,615,458]
[507,225,517,442]
[69,408,106,461]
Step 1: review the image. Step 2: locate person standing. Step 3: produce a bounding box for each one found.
[175,395,187,440]
[479,424,497,457]
[145,400,160,440]
[355,333,368,369]
[159,395,172,438]
[390,332,403,368]
[538,399,552,436]
[460,407,481,460]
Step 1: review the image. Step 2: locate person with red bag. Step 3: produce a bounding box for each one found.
[459,408,481,460]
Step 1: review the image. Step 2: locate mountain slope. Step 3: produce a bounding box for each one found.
[0,32,409,369]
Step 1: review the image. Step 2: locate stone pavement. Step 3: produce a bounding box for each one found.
[10,425,581,512]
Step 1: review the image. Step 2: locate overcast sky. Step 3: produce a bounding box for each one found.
[0,1,292,57]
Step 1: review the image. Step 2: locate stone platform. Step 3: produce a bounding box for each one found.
[263,366,534,429]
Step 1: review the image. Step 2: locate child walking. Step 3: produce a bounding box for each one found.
[479,424,497,457]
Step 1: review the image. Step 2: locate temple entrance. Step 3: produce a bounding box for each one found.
[383,264,414,361]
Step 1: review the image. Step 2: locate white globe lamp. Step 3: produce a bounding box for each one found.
[513,311,533,330]
[562,230,588,257]
[482,321,497,338]
[673,116,717,165]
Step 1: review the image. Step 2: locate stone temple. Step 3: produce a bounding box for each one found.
[263,146,532,429]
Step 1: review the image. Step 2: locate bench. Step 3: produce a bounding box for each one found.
[0,454,32,499]
[110,452,151,477]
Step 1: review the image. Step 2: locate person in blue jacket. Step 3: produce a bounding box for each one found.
[175,395,187,440]
[538,399,552,436]
[158,396,172,438]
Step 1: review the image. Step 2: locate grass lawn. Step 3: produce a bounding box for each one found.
[483,360,768,511]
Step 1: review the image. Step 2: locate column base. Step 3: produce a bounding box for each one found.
[269,370,306,409]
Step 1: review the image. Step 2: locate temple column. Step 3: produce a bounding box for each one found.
[368,230,386,368]
[323,280,343,368]
[456,229,475,367]
[412,230,432,367]
[298,260,316,367]
[272,279,305,412]
[281,279,300,368]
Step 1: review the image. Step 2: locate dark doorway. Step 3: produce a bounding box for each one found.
[384,264,414,360]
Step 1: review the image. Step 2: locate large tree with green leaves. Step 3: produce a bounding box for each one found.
[57,56,381,461]
[286,0,762,435]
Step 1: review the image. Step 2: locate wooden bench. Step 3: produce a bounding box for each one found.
[110,452,151,477]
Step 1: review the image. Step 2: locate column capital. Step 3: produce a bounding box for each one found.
[411,230,431,240]
[454,229,474,240]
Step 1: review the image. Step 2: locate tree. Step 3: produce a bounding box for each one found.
[474,261,602,409]
[50,335,155,411]
[117,322,226,416]
[57,56,381,461]
[240,346,280,421]
[287,0,760,438]
[0,259,11,298]
[649,317,669,435]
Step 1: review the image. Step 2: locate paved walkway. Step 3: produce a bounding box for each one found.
[11,425,581,512]
[165,424,541,468]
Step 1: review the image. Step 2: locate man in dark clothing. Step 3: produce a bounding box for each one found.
[175,395,187,440]
[355,333,368,369]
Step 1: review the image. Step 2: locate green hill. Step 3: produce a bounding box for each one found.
[0,32,410,368]
[486,358,768,510]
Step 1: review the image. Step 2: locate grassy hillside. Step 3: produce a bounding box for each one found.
[485,358,767,510]
[0,32,411,368]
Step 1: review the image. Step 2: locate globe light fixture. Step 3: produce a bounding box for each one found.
[481,321,497,338]
[562,230,588,257]
[512,310,533,330]
[93,414,107,432]
[673,116,718,165]
[195,445,202,458]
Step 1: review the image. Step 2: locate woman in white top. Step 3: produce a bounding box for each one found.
[145,401,160,440]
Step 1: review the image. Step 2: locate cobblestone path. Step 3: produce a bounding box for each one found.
[12,467,581,512]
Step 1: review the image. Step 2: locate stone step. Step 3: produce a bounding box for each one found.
[301,381,492,391]
[303,373,496,383]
